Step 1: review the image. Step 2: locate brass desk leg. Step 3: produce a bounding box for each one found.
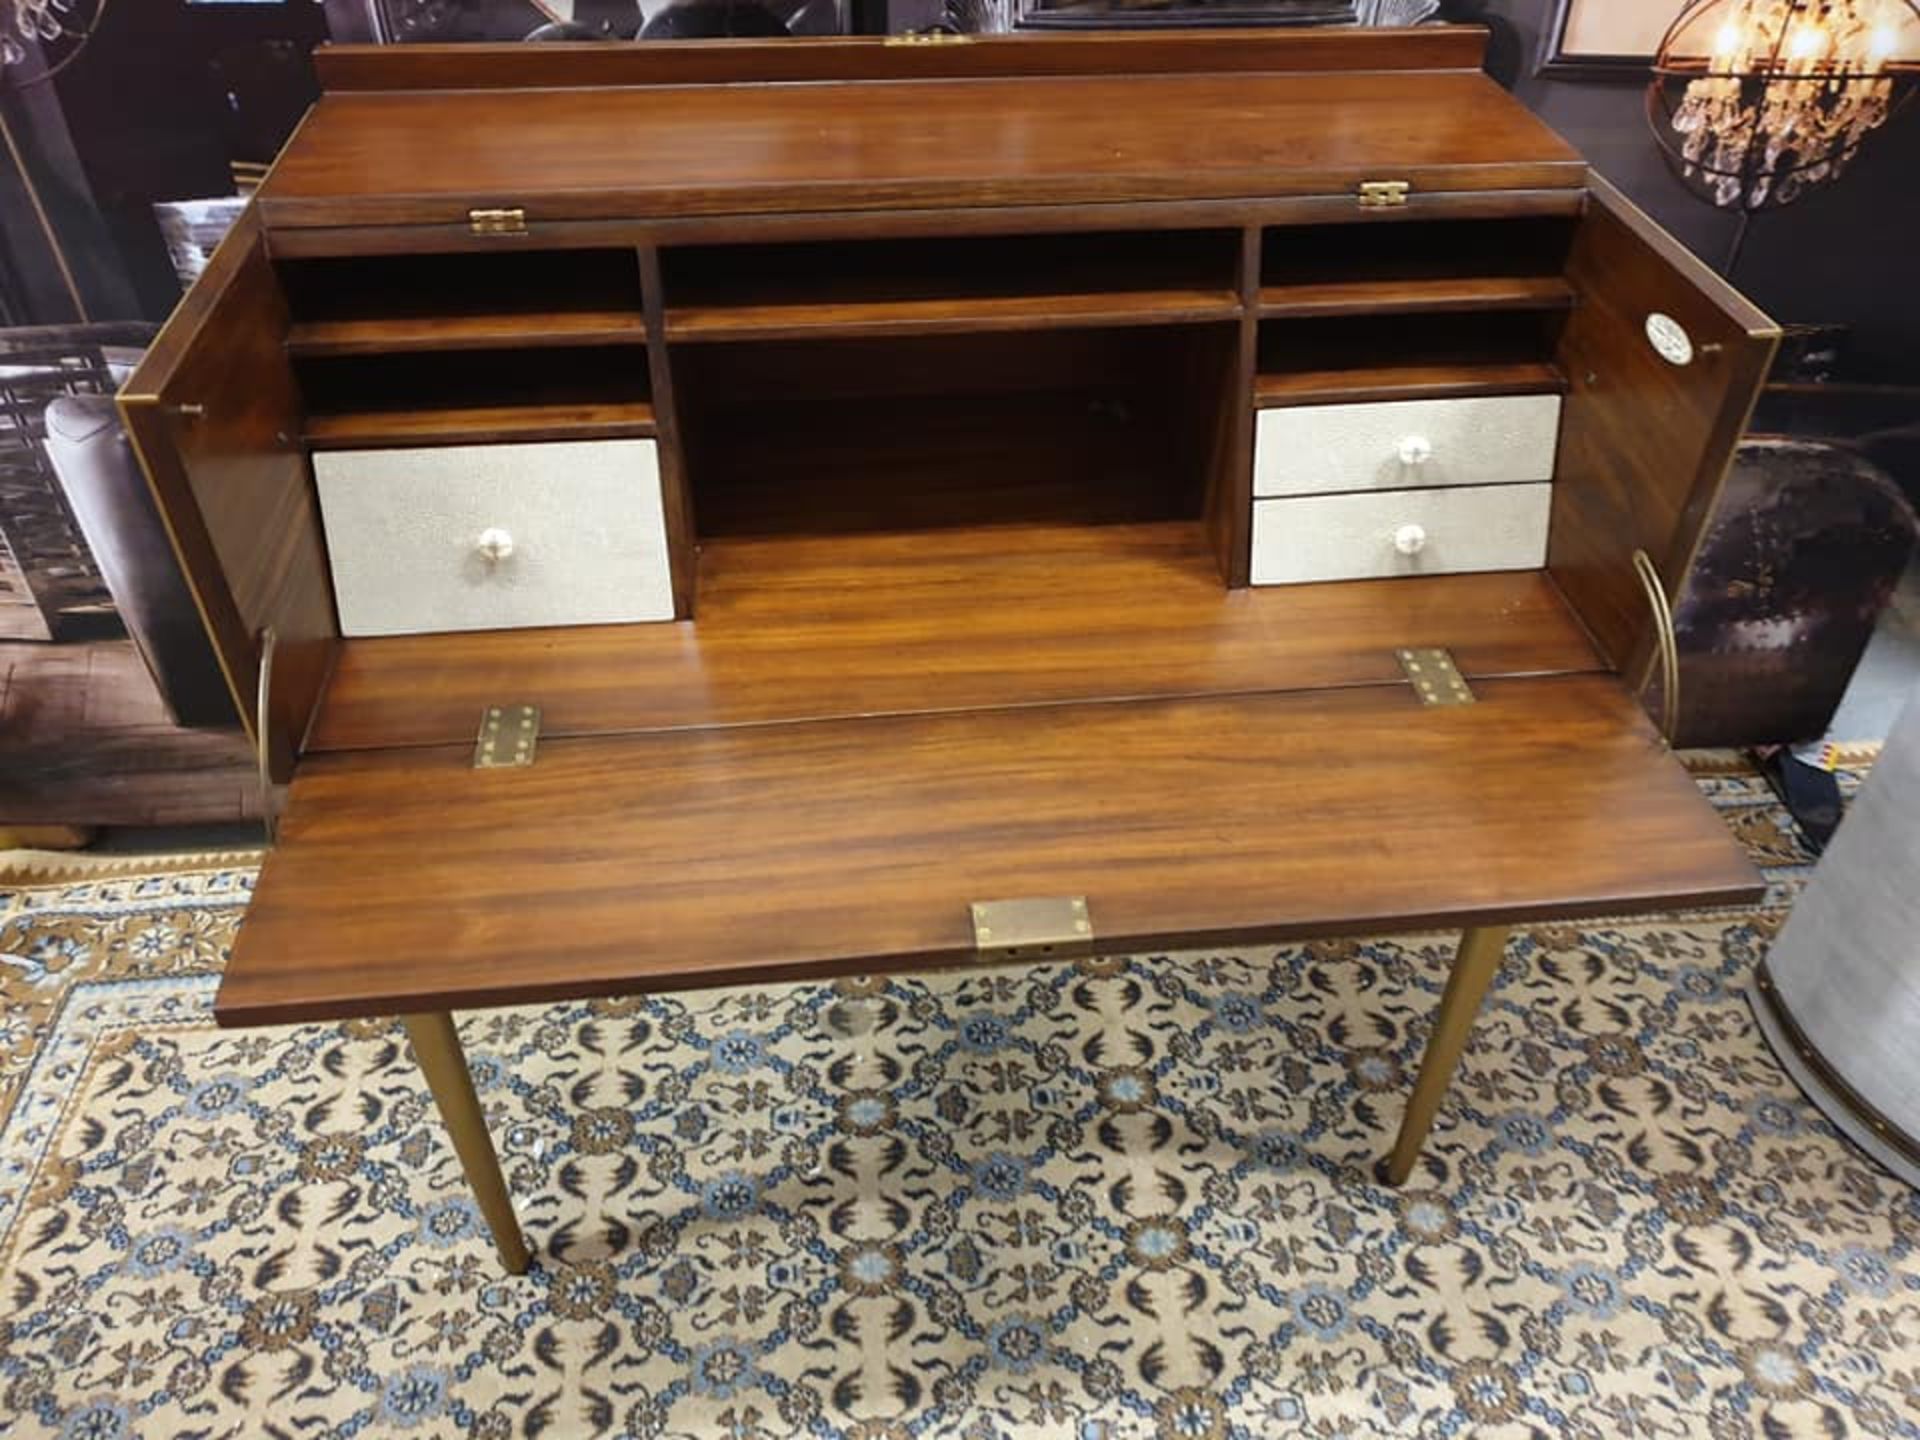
[403,1011,532,1274]
[1378,925,1511,1187]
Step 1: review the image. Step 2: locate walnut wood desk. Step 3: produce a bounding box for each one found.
[121,28,1774,1275]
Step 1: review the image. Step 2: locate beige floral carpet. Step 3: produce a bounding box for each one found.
[0,760,1915,1440]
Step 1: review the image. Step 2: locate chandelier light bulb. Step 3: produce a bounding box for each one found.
[1650,0,1920,211]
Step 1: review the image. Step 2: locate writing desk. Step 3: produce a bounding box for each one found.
[121,28,1775,1273]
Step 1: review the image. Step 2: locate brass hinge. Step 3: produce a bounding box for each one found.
[1397,648,1475,707]
[468,206,528,236]
[884,28,973,44]
[1358,179,1411,209]
[970,896,1094,963]
[474,704,541,768]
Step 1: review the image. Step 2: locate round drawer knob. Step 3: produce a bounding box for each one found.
[1398,435,1434,467]
[476,526,515,563]
[1393,523,1428,556]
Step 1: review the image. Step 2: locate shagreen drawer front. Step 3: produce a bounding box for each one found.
[1254,394,1562,497]
[315,438,674,637]
[1251,483,1551,585]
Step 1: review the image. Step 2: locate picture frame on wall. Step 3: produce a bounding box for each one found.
[1538,0,1675,79]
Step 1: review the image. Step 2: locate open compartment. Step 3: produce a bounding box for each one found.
[280,249,646,355]
[1259,217,1577,319]
[673,325,1237,541]
[296,346,654,447]
[661,230,1243,341]
[1255,311,1568,407]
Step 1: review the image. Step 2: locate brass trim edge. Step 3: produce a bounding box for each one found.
[1753,960,1920,1169]
[256,626,277,844]
[1632,547,1680,744]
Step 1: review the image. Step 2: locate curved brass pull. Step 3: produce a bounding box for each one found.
[1631,549,1680,745]
[257,626,278,845]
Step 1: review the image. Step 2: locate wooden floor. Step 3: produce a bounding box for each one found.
[0,639,257,826]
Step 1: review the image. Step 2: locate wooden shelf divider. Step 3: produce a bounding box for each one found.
[305,399,657,449]
[1257,275,1575,320]
[665,287,1241,342]
[1254,360,1567,408]
[287,309,647,357]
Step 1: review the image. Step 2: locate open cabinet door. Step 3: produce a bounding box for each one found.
[120,207,337,779]
[1549,176,1779,732]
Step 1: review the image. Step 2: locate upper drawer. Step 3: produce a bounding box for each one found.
[1254,394,1562,497]
[315,439,674,638]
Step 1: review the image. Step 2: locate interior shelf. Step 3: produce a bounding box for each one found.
[661,231,1242,341]
[1258,275,1575,320]
[298,347,654,448]
[305,520,1604,752]
[280,249,646,357]
[1254,310,1567,407]
[1255,360,1567,407]
[305,399,657,449]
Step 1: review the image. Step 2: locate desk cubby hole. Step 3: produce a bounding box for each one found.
[280,249,647,356]
[674,325,1238,552]
[1254,310,1568,407]
[660,229,1243,341]
[1258,217,1578,319]
[296,346,655,448]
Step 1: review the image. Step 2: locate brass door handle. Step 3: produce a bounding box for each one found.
[1632,549,1680,745]
[257,626,278,844]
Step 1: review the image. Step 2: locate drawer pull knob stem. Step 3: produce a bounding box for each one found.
[1393,523,1428,556]
[1398,435,1433,467]
[476,527,515,564]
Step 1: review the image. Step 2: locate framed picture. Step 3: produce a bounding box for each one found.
[1538,0,1678,79]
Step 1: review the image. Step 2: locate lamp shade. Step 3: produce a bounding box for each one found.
[1648,0,1920,210]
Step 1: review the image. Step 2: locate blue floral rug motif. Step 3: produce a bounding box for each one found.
[0,763,1916,1440]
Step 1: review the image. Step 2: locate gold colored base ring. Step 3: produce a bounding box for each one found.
[1752,961,1920,1169]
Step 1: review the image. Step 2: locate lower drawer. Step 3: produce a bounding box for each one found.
[314,438,675,637]
[1251,483,1551,585]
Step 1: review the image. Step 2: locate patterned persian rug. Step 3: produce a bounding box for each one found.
[1,760,1916,1440]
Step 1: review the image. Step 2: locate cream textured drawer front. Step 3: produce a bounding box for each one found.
[1251,483,1552,585]
[314,439,674,637]
[1253,394,1562,497]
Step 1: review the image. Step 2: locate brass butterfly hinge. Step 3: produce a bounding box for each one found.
[469,206,528,236]
[474,704,541,768]
[970,896,1094,963]
[1358,179,1411,209]
[1397,648,1475,707]
[885,29,973,44]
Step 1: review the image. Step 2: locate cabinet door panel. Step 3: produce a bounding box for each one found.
[1549,177,1778,712]
[120,207,338,776]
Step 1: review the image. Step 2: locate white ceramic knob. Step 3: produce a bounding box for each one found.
[476,526,515,563]
[1398,434,1433,467]
[1393,523,1428,556]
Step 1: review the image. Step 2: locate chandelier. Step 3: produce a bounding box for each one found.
[1648,0,1920,211]
[1,0,107,83]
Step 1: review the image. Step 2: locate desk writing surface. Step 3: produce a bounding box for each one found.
[219,676,1761,1026]
[257,71,1586,228]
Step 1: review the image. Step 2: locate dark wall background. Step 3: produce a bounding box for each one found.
[1459,0,1919,381]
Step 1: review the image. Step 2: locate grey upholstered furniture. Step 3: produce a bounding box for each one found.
[1754,689,1920,1186]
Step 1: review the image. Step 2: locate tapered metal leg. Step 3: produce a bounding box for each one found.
[1379,926,1511,1187]
[403,1010,531,1274]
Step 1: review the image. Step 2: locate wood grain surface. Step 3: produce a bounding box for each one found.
[306,521,1603,751]
[311,29,1493,92]
[1547,176,1778,706]
[257,70,1584,228]
[119,209,338,772]
[220,674,1761,1025]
